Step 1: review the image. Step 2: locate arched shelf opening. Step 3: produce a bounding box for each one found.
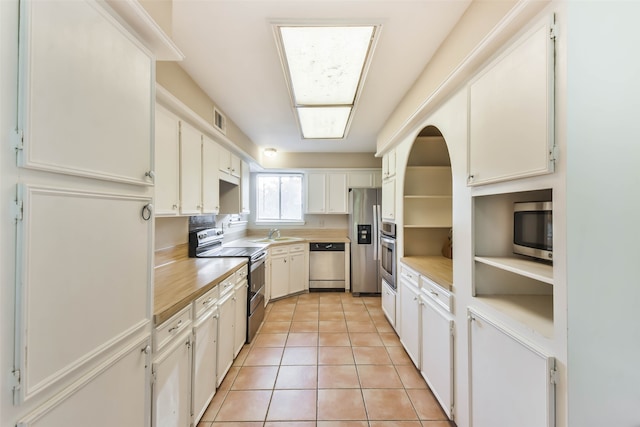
[403,125,453,257]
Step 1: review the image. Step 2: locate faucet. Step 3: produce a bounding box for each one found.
[267,228,280,239]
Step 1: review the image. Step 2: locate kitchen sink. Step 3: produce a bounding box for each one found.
[251,237,304,243]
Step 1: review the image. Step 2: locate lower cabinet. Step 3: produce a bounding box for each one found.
[399,267,421,368]
[216,284,235,387]
[192,307,218,425]
[233,278,248,357]
[420,294,454,419]
[469,308,556,427]
[381,278,396,328]
[268,243,309,300]
[152,306,193,427]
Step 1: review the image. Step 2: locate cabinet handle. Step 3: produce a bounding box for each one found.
[141,345,151,355]
[168,320,182,333]
[172,204,178,210]
[203,297,213,305]
[145,170,155,180]
[284,259,287,263]
[413,296,418,301]
[429,290,439,297]
[141,204,153,221]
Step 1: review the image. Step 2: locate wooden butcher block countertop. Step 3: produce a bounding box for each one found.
[154,244,247,325]
[400,256,453,291]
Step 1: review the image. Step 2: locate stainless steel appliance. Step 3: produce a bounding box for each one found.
[188,228,266,343]
[380,221,397,289]
[348,188,382,295]
[513,201,553,262]
[309,242,346,290]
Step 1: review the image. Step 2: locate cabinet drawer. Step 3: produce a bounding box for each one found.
[235,264,248,282]
[270,246,289,256]
[194,285,220,319]
[155,305,193,352]
[288,243,306,253]
[399,264,419,288]
[219,274,235,296]
[421,276,452,312]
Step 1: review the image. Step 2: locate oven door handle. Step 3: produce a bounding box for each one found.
[251,252,267,269]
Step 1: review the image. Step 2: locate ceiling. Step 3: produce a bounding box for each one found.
[171,0,472,154]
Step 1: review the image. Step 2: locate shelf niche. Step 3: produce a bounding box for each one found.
[403,126,453,256]
[472,188,554,338]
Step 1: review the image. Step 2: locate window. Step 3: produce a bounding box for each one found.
[256,174,303,222]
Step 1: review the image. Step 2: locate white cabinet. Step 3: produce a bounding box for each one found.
[202,136,220,214]
[305,172,348,214]
[233,273,248,357]
[192,287,219,426]
[398,265,421,368]
[216,277,235,387]
[468,21,555,186]
[348,170,382,188]
[381,278,396,328]
[268,244,309,300]
[468,308,555,427]
[155,105,180,215]
[381,178,395,220]
[152,307,193,427]
[382,149,396,180]
[241,160,250,214]
[219,146,241,180]
[179,121,203,215]
[420,292,453,419]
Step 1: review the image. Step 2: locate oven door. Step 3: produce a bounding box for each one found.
[380,235,396,289]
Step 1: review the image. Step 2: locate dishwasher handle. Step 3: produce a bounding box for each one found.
[310,242,345,251]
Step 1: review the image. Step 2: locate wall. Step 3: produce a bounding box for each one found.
[259,152,381,170]
[566,2,640,425]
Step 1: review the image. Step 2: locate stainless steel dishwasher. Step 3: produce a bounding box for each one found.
[309,242,346,290]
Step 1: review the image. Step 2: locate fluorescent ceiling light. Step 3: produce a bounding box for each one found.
[276,25,377,139]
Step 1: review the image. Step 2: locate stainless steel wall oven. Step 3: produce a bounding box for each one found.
[380,221,396,289]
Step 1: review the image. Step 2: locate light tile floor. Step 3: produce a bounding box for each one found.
[197,291,455,427]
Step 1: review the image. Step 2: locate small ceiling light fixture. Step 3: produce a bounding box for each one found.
[275,24,379,140]
[264,147,277,157]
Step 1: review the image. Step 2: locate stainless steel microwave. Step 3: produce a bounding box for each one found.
[513,201,553,262]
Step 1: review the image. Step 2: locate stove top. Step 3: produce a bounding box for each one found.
[198,246,264,258]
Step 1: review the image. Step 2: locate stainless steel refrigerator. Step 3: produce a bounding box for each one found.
[348,188,382,295]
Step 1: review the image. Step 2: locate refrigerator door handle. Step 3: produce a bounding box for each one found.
[372,204,379,260]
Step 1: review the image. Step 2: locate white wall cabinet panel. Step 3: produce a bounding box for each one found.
[17,0,153,185]
[327,173,348,213]
[381,178,395,221]
[305,173,326,214]
[15,185,151,403]
[469,309,555,427]
[468,21,555,186]
[179,121,203,215]
[399,276,420,368]
[202,136,220,214]
[306,172,348,214]
[241,160,250,214]
[218,146,241,180]
[155,105,180,215]
[16,337,150,427]
[152,330,192,427]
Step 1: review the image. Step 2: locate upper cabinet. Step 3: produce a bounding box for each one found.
[306,172,348,214]
[179,121,204,215]
[155,105,180,215]
[16,0,154,186]
[241,160,250,214]
[348,170,382,188]
[468,19,556,186]
[202,136,221,215]
[219,146,241,181]
[382,149,396,181]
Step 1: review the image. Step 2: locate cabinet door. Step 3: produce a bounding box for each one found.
[383,150,396,180]
[153,330,192,427]
[218,146,231,174]
[327,173,348,213]
[216,292,235,387]
[306,173,326,213]
[420,296,453,419]
[155,105,180,215]
[241,160,250,214]
[468,22,555,186]
[192,310,218,425]
[399,279,420,368]
[179,121,202,215]
[381,279,396,328]
[289,251,307,294]
[270,255,290,299]
[230,153,241,178]
[233,281,248,357]
[469,309,555,427]
[202,136,220,214]
[17,0,152,185]
[381,178,395,220]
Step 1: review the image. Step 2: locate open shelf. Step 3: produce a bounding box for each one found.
[474,295,554,338]
[475,256,553,285]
